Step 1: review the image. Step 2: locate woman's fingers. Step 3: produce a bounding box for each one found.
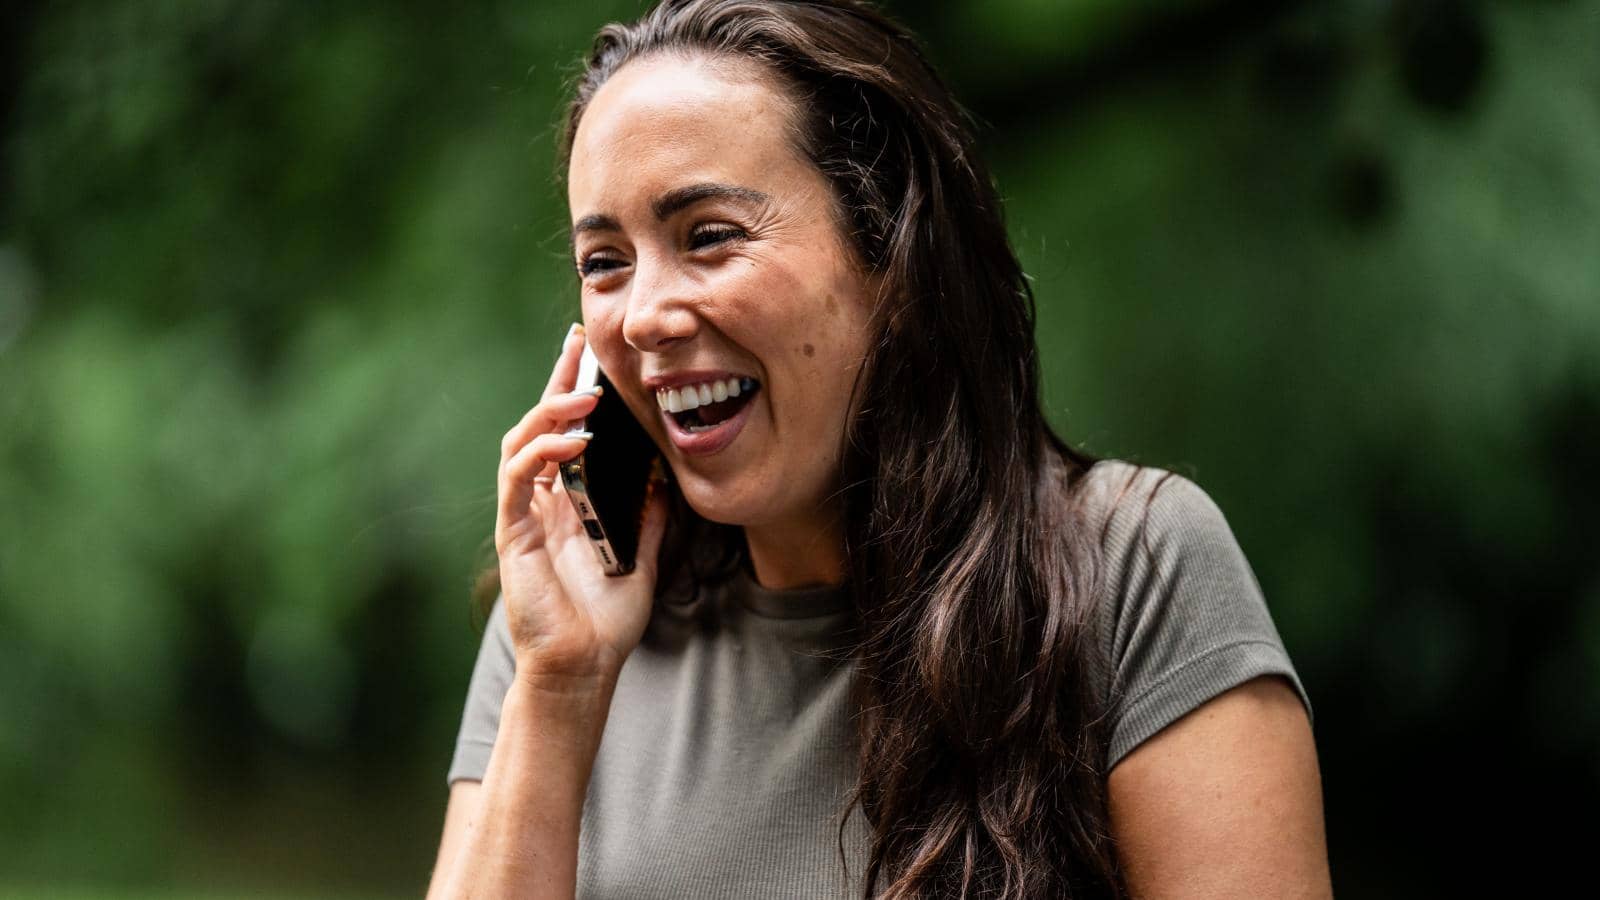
[499,387,602,465]
[541,323,587,402]
[536,470,587,549]
[497,430,593,551]
[494,323,599,553]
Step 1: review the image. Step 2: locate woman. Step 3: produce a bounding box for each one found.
[428,1,1329,897]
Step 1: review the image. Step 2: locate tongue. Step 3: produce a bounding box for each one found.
[693,392,751,427]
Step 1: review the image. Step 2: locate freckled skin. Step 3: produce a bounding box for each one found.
[567,55,879,586]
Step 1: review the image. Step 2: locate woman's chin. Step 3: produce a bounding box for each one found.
[673,476,772,529]
[677,486,756,527]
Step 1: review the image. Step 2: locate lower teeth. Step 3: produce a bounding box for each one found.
[672,384,759,434]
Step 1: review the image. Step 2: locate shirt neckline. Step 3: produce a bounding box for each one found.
[727,562,853,620]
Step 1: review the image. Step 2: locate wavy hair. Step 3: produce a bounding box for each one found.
[506,1,1132,896]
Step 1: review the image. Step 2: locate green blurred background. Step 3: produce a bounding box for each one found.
[2,0,1595,896]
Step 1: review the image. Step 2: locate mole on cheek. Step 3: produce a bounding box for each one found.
[802,342,816,357]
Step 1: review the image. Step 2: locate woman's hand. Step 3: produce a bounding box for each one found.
[495,323,669,685]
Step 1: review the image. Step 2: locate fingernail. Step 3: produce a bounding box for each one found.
[566,322,585,342]
[562,429,594,440]
[578,384,603,398]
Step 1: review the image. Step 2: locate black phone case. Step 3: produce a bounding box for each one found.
[560,354,660,575]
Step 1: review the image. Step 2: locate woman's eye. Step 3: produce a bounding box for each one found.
[689,226,745,250]
[577,256,625,277]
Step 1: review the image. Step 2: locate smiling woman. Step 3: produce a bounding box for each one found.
[568,52,878,587]
[427,2,1329,899]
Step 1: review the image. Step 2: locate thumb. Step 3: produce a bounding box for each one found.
[634,464,672,579]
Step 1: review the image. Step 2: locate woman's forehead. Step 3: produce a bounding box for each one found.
[567,56,805,209]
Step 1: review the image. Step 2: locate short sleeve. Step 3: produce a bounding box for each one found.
[445,594,516,785]
[1086,462,1314,771]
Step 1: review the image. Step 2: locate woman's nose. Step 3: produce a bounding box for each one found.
[621,258,698,353]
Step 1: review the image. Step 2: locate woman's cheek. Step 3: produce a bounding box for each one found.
[580,294,620,334]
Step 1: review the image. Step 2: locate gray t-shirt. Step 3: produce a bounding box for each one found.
[445,459,1313,897]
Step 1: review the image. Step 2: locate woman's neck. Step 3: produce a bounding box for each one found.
[742,512,846,590]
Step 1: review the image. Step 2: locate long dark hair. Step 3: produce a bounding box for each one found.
[525,1,1127,896]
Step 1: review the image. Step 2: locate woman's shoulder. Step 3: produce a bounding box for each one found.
[1073,457,1235,562]
[1071,458,1313,767]
[1070,457,1263,614]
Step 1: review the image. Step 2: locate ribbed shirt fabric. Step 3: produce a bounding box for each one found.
[445,459,1313,898]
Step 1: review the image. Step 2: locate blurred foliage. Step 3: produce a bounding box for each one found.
[1,0,1596,896]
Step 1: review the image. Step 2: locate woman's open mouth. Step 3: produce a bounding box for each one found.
[654,376,760,456]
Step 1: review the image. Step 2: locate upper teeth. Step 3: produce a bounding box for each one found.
[656,376,746,413]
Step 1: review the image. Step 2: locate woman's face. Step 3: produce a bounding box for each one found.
[567,54,876,533]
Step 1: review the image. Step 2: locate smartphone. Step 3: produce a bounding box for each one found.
[560,342,662,576]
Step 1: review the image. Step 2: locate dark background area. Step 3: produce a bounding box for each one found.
[2,0,1596,896]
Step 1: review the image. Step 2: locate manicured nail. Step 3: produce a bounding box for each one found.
[578,384,603,398]
[562,429,594,440]
[566,322,585,341]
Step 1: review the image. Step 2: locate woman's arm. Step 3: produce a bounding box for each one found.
[426,780,481,898]
[425,323,666,896]
[1107,674,1332,899]
[427,674,617,900]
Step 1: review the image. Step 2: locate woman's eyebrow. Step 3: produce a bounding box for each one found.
[651,182,770,219]
[573,213,621,237]
[571,183,771,239]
